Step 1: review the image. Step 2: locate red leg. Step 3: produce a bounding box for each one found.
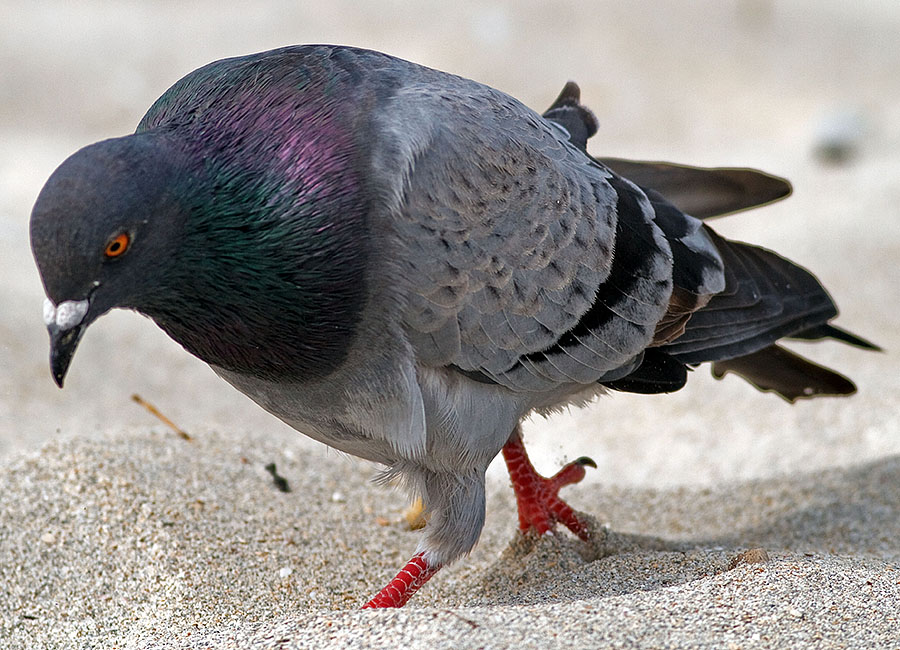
[362,552,441,609]
[501,429,595,542]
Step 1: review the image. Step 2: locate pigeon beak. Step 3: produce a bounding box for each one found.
[43,298,90,388]
[49,322,87,388]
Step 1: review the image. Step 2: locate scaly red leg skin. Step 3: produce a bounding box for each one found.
[501,430,595,542]
[364,431,591,608]
[362,552,441,609]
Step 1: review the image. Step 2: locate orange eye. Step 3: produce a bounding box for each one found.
[104,232,130,258]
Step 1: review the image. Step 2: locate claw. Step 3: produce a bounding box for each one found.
[501,430,593,542]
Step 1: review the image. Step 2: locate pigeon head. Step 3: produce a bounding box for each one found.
[31,134,189,386]
[32,88,372,388]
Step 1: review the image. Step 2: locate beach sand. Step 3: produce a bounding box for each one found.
[2,429,899,648]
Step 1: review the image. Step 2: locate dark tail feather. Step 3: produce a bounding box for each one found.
[791,323,882,351]
[661,231,879,400]
[662,230,841,364]
[598,159,792,220]
[711,344,857,402]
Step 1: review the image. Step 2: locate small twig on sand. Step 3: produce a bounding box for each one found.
[130,393,192,440]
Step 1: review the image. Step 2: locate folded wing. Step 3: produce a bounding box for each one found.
[382,78,874,403]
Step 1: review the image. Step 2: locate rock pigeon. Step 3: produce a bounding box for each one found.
[30,45,878,608]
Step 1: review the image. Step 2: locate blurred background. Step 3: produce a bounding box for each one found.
[2,0,898,488]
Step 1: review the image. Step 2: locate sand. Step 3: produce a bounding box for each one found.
[2,1,899,648]
[2,430,899,648]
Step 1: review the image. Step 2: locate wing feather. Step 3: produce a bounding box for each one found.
[373,72,871,401]
[376,78,678,392]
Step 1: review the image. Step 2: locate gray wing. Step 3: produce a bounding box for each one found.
[538,81,877,400]
[374,78,724,392]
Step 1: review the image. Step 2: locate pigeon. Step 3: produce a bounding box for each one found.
[30,45,878,608]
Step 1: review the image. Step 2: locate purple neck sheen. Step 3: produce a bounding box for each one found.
[197,86,360,205]
[148,88,369,380]
[279,124,352,198]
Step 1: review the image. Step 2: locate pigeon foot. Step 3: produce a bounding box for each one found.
[501,430,596,541]
[362,552,441,608]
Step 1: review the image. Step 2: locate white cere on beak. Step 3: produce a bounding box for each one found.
[43,298,89,330]
[42,298,55,326]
